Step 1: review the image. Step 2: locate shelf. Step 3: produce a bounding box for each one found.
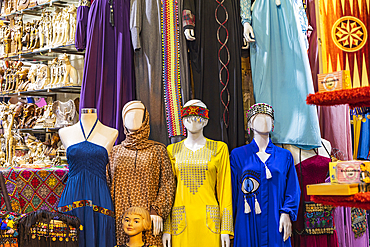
[1,44,85,62]
[18,127,60,133]
[0,0,79,18]
[0,85,81,97]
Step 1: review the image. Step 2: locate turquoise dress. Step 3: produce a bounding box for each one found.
[241,0,321,150]
[58,119,116,247]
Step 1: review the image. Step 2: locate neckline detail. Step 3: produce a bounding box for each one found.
[80,119,99,141]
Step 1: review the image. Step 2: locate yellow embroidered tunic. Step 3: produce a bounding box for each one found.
[164,139,234,247]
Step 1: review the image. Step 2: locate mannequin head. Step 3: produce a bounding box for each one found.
[247,103,274,135]
[123,207,151,237]
[182,99,209,134]
[122,101,145,132]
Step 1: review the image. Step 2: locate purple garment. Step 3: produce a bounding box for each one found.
[334,207,369,247]
[76,0,135,143]
[318,105,353,161]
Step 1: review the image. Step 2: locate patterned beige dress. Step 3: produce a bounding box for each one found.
[108,111,176,246]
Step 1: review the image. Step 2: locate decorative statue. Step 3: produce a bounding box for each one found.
[35,64,50,89]
[59,8,70,45]
[13,102,24,129]
[14,20,23,53]
[26,64,38,91]
[68,4,77,44]
[2,108,16,165]
[4,26,12,55]
[61,53,78,85]
[30,20,40,49]
[52,99,76,127]
[27,21,36,50]
[22,22,31,49]
[20,103,36,129]
[50,9,61,46]
[17,0,30,11]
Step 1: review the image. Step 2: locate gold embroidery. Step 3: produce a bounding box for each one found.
[173,141,217,194]
[221,208,233,233]
[172,206,187,235]
[206,205,220,234]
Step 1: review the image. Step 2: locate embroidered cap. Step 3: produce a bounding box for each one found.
[247,103,274,123]
[181,105,209,119]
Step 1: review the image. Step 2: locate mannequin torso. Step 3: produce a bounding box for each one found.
[59,108,118,153]
[278,139,331,165]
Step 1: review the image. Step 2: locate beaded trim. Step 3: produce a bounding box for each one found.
[181,106,209,119]
[78,0,91,7]
[58,200,115,217]
[246,103,274,123]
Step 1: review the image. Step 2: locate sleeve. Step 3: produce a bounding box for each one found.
[230,150,239,220]
[279,154,301,222]
[217,143,234,237]
[163,144,176,234]
[75,0,91,51]
[183,0,195,29]
[240,0,252,25]
[130,0,142,51]
[150,146,176,222]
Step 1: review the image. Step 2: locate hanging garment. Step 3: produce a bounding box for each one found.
[108,110,176,246]
[57,119,116,247]
[241,0,321,149]
[292,155,339,247]
[230,139,300,247]
[75,0,135,143]
[130,0,169,145]
[183,0,245,150]
[334,207,369,247]
[164,139,234,247]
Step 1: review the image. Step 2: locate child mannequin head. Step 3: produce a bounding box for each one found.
[122,207,151,246]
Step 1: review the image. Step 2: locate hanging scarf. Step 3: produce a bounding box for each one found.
[121,110,158,150]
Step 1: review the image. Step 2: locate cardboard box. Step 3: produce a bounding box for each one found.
[307,183,359,195]
[318,70,352,92]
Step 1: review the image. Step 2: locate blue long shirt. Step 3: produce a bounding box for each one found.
[230,139,300,247]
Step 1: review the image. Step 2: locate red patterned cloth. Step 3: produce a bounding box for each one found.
[0,167,68,213]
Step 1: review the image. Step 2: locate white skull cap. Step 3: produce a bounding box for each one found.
[183,99,207,109]
[122,101,145,121]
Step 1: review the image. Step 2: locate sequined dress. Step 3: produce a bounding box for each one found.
[58,120,116,247]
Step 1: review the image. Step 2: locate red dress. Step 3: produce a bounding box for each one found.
[292,155,339,247]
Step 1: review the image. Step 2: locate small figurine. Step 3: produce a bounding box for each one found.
[117,207,152,247]
[68,4,77,44]
[61,53,78,85]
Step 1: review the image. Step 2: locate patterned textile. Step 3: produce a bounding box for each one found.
[108,111,176,246]
[318,0,369,87]
[0,167,68,214]
[351,208,367,238]
[162,0,186,138]
[181,106,209,119]
[240,0,251,25]
[182,10,195,28]
[58,200,114,217]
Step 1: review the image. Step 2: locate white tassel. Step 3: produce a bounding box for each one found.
[244,196,251,214]
[254,196,262,214]
[265,164,272,179]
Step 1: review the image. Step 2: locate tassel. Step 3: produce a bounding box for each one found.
[244,196,251,214]
[265,164,272,179]
[254,196,261,214]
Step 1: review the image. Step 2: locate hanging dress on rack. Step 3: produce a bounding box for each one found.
[292,153,339,247]
[58,119,116,247]
[75,0,135,143]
